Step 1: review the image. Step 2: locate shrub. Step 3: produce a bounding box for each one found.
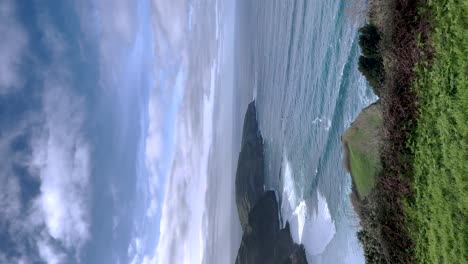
[358,230,388,264]
[357,23,384,96]
[358,24,381,58]
[358,56,384,95]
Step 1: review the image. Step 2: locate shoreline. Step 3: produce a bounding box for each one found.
[348,0,467,263]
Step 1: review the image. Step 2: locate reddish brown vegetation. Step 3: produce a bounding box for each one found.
[355,0,435,263]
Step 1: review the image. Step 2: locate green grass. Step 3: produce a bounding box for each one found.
[406,0,468,263]
[348,145,378,197]
[343,103,383,198]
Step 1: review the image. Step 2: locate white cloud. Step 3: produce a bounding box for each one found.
[0,253,30,264]
[156,155,192,264]
[0,80,91,263]
[32,83,91,249]
[0,113,43,261]
[0,0,28,94]
[146,93,163,166]
[143,1,223,261]
[155,62,216,264]
[22,17,93,256]
[141,0,194,225]
[128,87,166,263]
[74,0,140,96]
[151,0,188,52]
[0,162,22,224]
[116,0,220,262]
[145,92,163,218]
[75,0,137,46]
[0,12,91,262]
[128,235,159,264]
[37,238,66,264]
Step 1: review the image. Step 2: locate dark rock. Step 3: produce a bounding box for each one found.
[235,101,308,264]
[235,192,307,264]
[235,101,265,230]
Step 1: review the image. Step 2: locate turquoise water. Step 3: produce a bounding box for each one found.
[234,0,377,262]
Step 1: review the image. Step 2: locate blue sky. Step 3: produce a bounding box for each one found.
[0,0,227,263]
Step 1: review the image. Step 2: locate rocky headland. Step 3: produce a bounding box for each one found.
[235,101,308,264]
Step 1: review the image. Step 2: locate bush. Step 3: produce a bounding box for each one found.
[358,56,384,95]
[357,23,384,96]
[358,24,381,58]
[355,193,390,264]
[358,230,388,264]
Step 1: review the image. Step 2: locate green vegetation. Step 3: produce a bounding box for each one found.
[406,0,468,262]
[357,24,384,96]
[358,24,381,58]
[348,146,376,197]
[357,229,388,264]
[343,103,383,198]
[348,0,467,263]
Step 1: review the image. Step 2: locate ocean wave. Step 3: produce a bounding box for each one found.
[280,156,336,256]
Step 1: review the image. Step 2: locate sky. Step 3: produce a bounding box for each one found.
[0,0,233,263]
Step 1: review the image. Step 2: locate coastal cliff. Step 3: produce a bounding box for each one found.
[235,101,265,230]
[342,101,383,200]
[235,101,307,264]
[235,191,308,264]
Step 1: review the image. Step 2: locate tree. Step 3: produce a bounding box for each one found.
[358,56,384,96]
[357,23,384,96]
[358,24,382,58]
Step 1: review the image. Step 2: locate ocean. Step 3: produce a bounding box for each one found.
[233,0,377,262]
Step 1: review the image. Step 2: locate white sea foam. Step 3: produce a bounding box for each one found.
[282,157,298,209]
[311,117,323,125]
[311,117,332,131]
[325,119,332,131]
[281,156,336,256]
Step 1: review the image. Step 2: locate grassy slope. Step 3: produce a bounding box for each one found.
[406,0,468,262]
[343,103,383,198]
[348,146,377,197]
